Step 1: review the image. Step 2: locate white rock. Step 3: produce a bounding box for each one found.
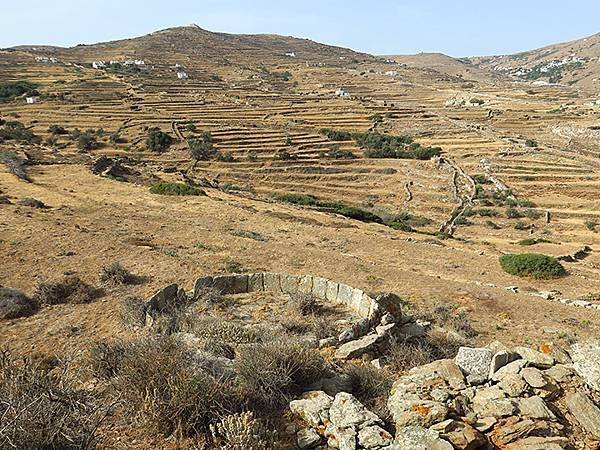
[455,347,493,384]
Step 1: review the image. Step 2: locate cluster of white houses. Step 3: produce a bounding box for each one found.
[92,60,146,69]
[35,56,59,64]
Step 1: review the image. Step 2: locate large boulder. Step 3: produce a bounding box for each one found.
[570,340,600,391]
[329,392,382,429]
[334,333,384,360]
[513,347,554,369]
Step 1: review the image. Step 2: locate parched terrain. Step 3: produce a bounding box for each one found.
[0,25,599,449]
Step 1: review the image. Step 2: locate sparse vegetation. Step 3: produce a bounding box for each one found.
[0,288,37,319]
[499,253,566,279]
[0,152,31,182]
[0,81,38,100]
[517,237,551,246]
[146,128,173,152]
[0,121,39,143]
[35,276,101,305]
[149,182,206,196]
[99,262,136,286]
[189,132,216,160]
[585,219,598,232]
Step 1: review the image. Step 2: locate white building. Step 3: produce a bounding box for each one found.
[177,71,189,79]
[285,52,296,58]
[385,71,399,77]
[92,61,106,69]
[335,88,350,98]
[26,96,40,104]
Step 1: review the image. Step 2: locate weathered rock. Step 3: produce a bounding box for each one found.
[146,283,179,314]
[319,337,337,348]
[492,359,528,382]
[498,372,528,398]
[376,322,396,336]
[513,347,554,369]
[455,347,493,385]
[329,392,382,429]
[544,364,574,383]
[518,396,555,420]
[394,426,453,450]
[289,391,333,427]
[357,425,393,448]
[262,272,282,292]
[247,272,264,292]
[474,416,497,433]
[506,436,568,450]
[565,392,600,439]
[334,333,384,360]
[400,321,427,338]
[441,421,488,450]
[371,358,385,370]
[472,386,516,418]
[493,419,536,445]
[406,359,466,391]
[297,428,321,449]
[325,422,356,450]
[490,350,520,378]
[521,367,549,389]
[571,340,600,391]
[387,396,448,428]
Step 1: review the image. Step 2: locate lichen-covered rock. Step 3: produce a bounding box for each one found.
[441,421,487,450]
[297,428,321,449]
[518,396,555,420]
[498,372,528,398]
[570,340,600,391]
[455,347,493,385]
[357,425,393,448]
[289,391,333,427]
[520,367,550,389]
[387,394,448,428]
[393,426,453,450]
[513,347,554,369]
[491,359,528,382]
[472,386,516,418]
[325,422,357,450]
[329,392,382,429]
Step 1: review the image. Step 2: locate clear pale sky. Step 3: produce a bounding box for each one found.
[1,0,598,57]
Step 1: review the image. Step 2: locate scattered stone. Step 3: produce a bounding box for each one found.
[565,392,600,439]
[329,392,382,429]
[521,367,549,389]
[506,436,569,450]
[371,358,384,369]
[493,419,536,445]
[472,386,516,418]
[489,350,520,378]
[325,422,356,450]
[334,333,384,360]
[393,426,453,450]
[442,421,488,450]
[357,425,393,448]
[498,372,528,397]
[297,428,321,449]
[289,391,333,427]
[492,359,528,382]
[544,364,574,383]
[571,340,600,391]
[474,416,497,433]
[455,347,493,385]
[518,396,555,420]
[319,337,337,348]
[513,347,554,369]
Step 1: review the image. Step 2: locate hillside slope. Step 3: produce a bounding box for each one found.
[469,32,600,91]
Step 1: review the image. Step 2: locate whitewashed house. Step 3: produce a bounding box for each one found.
[385,70,399,77]
[92,61,106,69]
[177,71,189,79]
[335,88,350,98]
[26,96,40,104]
[285,52,296,58]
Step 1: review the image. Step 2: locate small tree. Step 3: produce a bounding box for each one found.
[189,132,216,161]
[77,131,98,152]
[146,128,173,152]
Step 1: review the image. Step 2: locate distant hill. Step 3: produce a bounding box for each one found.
[11,24,375,69]
[385,52,501,84]
[469,33,600,91]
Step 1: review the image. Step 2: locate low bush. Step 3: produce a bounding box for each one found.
[149,182,206,196]
[18,197,47,208]
[77,130,99,152]
[0,121,39,143]
[517,237,550,246]
[35,276,101,305]
[120,296,146,329]
[0,350,101,448]
[48,124,67,135]
[344,363,393,423]
[499,253,566,279]
[0,81,38,100]
[477,208,498,217]
[584,219,597,232]
[525,139,538,148]
[99,262,135,286]
[319,144,355,159]
[235,340,327,409]
[146,128,173,152]
[319,128,353,141]
[272,192,317,206]
[290,292,319,315]
[215,151,235,162]
[210,411,278,450]
[0,288,37,319]
[189,132,216,160]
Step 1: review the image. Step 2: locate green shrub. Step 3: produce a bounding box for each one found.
[146,128,173,152]
[319,128,353,141]
[584,219,597,232]
[525,139,538,148]
[358,132,441,160]
[216,151,235,162]
[368,113,383,123]
[48,124,67,135]
[77,130,98,151]
[319,144,355,159]
[477,208,498,217]
[189,132,216,160]
[149,182,205,196]
[0,121,38,143]
[0,81,38,100]
[517,238,550,246]
[499,253,566,279]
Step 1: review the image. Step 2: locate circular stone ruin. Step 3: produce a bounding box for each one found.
[144,272,396,359]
